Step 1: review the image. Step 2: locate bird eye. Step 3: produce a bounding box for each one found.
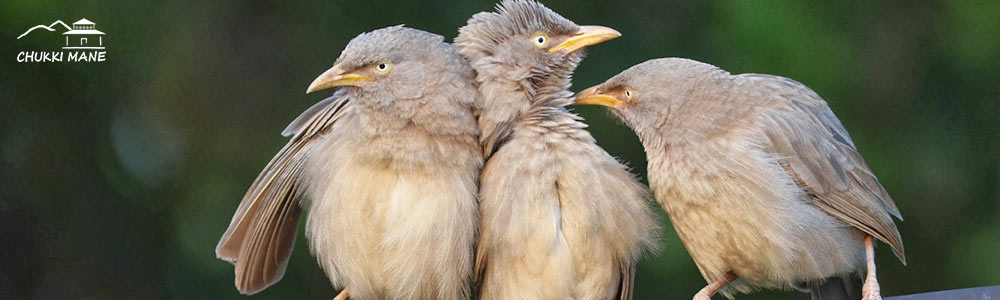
[373,62,392,74]
[531,33,549,48]
[625,89,633,100]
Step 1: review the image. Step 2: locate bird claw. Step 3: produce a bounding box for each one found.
[861,282,882,300]
[860,235,883,300]
[692,292,713,300]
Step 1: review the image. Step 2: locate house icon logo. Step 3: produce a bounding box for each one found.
[63,18,105,49]
[15,18,108,63]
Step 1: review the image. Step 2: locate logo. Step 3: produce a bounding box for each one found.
[16,18,107,63]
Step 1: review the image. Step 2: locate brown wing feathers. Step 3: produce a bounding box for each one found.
[618,264,636,300]
[216,94,351,294]
[758,76,905,263]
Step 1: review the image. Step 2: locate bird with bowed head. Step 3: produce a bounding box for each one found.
[575,57,906,300]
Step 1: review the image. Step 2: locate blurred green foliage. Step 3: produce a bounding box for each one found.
[1,0,998,299]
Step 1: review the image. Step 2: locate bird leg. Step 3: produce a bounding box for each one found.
[861,235,882,300]
[333,290,349,300]
[693,271,736,300]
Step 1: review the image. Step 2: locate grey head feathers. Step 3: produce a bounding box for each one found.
[587,58,733,147]
[335,25,474,108]
[456,0,598,155]
[456,0,584,99]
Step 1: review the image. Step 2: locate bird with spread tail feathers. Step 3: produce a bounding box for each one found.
[575,58,905,300]
[215,26,483,300]
[455,1,661,299]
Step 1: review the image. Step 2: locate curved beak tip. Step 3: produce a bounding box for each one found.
[574,86,625,108]
[305,77,328,94]
[550,25,622,53]
[305,67,374,94]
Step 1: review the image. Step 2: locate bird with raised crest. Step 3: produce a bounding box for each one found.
[455,1,661,299]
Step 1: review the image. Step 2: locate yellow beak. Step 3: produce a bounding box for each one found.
[305,66,374,94]
[574,86,625,108]
[549,25,622,53]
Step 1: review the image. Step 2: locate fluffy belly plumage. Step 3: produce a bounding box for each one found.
[653,148,865,294]
[304,154,477,300]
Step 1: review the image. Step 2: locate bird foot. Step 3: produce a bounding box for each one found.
[860,235,883,300]
[692,272,735,300]
[861,280,882,300]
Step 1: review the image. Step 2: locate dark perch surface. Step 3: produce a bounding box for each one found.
[886,285,1000,300]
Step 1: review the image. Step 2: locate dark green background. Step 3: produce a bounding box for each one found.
[2,0,998,299]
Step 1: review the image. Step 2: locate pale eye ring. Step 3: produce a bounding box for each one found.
[373,61,392,74]
[625,89,633,99]
[532,33,549,48]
